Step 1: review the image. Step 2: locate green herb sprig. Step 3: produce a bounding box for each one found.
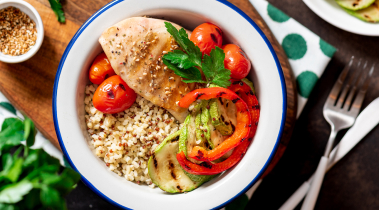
[0,108,80,210]
[163,22,231,88]
[48,0,65,23]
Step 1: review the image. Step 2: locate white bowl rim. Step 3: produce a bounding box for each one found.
[0,0,44,63]
[52,0,287,209]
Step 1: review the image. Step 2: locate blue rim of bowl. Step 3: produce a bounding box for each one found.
[52,0,287,209]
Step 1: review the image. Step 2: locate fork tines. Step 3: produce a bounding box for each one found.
[325,56,376,113]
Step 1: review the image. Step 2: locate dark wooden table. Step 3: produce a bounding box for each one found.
[246,1,379,210]
[65,1,379,209]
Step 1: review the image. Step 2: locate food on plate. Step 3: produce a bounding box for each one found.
[89,52,116,84]
[99,17,197,123]
[93,75,136,114]
[222,44,251,79]
[85,90,180,186]
[190,23,223,56]
[178,88,251,162]
[209,97,237,136]
[336,0,379,23]
[336,0,375,10]
[242,77,256,95]
[343,0,379,22]
[175,82,259,176]
[85,17,260,193]
[147,129,215,193]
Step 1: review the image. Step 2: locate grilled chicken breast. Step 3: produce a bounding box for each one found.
[99,17,196,122]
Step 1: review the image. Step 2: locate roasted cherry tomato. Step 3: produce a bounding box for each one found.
[222,44,251,80]
[89,52,116,85]
[190,23,223,56]
[93,75,136,114]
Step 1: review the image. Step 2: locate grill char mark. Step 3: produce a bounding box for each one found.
[196,93,205,100]
[153,154,158,169]
[218,97,224,105]
[210,33,218,43]
[232,98,240,103]
[216,91,226,97]
[107,90,115,99]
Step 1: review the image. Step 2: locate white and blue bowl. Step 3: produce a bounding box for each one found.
[53,0,286,209]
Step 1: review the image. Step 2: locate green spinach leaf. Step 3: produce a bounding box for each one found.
[0,102,17,116]
[0,180,33,203]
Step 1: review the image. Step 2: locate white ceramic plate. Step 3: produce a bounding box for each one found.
[303,0,379,36]
[53,0,286,209]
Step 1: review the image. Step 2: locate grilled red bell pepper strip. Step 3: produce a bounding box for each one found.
[178,87,251,162]
[176,81,260,175]
[176,137,252,175]
[229,80,260,136]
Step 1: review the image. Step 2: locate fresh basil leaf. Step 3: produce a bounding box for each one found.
[23,149,60,169]
[1,118,20,131]
[211,72,231,88]
[50,177,74,196]
[0,102,17,116]
[0,147,24,183]
[4,158,24,183]
[40,186,62,209]
[22,149,39,169]
[40,172,61,185]
[23,118,36,147]
[163,50,198,69]
[61,168,81,184]
[0,120,24,156]
[201,47,231,87]
[48,168,80,195]
[164,22,187,52]
[2,153,13,171]
[0,117,80,209]
[182,80,207,84]
[164,23,231,87]
[178,28,202,67]
[48,0,65,23]
[0,120,24,138]
[164,22,202,67]
[18,189,41,210]
[39,150,60,167]
[23,165,60,181]
[0,180,33,203]
[0,153,13,183]
[0,203,17,210]
[163,58,202,81]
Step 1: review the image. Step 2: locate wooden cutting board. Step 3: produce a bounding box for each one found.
[0,0,297,176]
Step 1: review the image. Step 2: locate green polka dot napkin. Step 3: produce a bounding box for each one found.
[223,0,336,209]
[254,0,336,117]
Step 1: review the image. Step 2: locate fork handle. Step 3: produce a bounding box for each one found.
[279,181,311,210]
[301,156,329,210]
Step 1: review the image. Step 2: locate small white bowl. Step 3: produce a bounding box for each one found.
[0,0,44,63]
[53,0,287,209]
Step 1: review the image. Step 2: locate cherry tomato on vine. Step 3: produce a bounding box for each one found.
[190,23,223,56]
[93,75,136,114]
[222,44,251,80]
[89,52,116,85]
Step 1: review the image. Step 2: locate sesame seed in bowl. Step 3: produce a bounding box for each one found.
[0,0,44,63]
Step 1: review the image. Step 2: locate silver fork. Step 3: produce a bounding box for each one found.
[301,57,375,210]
